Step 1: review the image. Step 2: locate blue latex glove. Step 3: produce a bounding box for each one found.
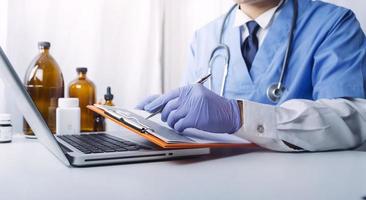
[135,94,160,110]
[142,84,241,134]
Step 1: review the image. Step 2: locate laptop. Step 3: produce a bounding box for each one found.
[0,47,210,167]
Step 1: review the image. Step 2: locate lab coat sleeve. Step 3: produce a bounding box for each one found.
[234,98,366,152]
[312,9,366,99]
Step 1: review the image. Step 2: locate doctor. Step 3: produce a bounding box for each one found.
[137,0,366,151]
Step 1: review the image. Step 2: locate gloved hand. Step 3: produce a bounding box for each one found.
[142,84,242,134]
[135,94,160,110]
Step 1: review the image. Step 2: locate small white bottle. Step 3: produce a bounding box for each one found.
[56,98,80,135]
[0,114,12,143]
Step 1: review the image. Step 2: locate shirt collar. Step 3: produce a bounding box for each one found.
[233,0,284,29]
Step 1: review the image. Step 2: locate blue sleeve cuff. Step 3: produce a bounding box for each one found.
[313,82,365,99]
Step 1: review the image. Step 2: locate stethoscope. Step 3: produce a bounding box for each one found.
[208,0,298,103]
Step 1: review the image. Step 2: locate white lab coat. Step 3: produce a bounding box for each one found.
[235,98,366,151]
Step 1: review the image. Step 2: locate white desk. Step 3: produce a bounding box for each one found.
[0,133,365,200]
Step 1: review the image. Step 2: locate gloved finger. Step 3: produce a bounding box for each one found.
[144,88,180,112]
[135,94,160,110]
[161,98,180,122]
[167,107,188,129]
[174,117,193,133]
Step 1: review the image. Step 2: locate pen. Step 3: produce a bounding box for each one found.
[196,73,212,84]
[145,73,212,120]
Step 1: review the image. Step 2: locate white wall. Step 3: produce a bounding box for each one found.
[1,0,164,131]
[163,0,232,91]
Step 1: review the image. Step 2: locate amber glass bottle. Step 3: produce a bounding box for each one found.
[94,87,114,131]
[24,42,64,136]
[94,112,106,132]
[68,68,96,132]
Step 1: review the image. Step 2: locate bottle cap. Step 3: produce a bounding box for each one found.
[104,87,114,101]
[58,98,79,108]
[76,67,88,74]
[0,113,11,122]
[38,41,51,49]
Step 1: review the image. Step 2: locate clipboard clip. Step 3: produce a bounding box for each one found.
[102,106,155,134]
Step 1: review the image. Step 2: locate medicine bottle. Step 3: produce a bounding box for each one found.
[0,114,13,143]
[104,87,115,106]
[94,87,115,131]
[95,87,117,131]
[56,98,80,135]
[68,68,96,132]
[24,42,64,136]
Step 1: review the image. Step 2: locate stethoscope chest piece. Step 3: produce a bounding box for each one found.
[267,83,285,103]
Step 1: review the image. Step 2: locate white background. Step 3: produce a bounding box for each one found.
[0,0,365,132]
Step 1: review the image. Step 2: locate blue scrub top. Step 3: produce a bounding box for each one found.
[184,0,366,105]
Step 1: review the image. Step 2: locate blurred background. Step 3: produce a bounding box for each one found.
[0,0,365,132]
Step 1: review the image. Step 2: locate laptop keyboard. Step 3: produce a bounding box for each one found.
[58,133,141,154]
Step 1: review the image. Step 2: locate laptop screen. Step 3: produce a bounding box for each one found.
[0,47,70,166]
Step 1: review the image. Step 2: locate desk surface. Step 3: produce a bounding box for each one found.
[0,133,366,200]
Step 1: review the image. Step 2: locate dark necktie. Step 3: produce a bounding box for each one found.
[241,21,260,71]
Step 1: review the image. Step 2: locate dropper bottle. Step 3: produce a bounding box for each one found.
[104,87,114,106]
[94,87,115,131]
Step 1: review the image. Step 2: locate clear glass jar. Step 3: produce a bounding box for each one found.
[0,114,12,143]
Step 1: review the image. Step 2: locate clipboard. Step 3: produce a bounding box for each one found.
[87,105,256,149]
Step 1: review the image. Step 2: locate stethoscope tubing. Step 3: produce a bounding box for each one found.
[207,0,298,102]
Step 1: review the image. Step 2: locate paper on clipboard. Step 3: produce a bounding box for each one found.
[131,109,249,144]
[94,104,194,144]
[95,105,249,145]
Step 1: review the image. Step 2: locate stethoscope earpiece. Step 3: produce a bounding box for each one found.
[267,84,285,103]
